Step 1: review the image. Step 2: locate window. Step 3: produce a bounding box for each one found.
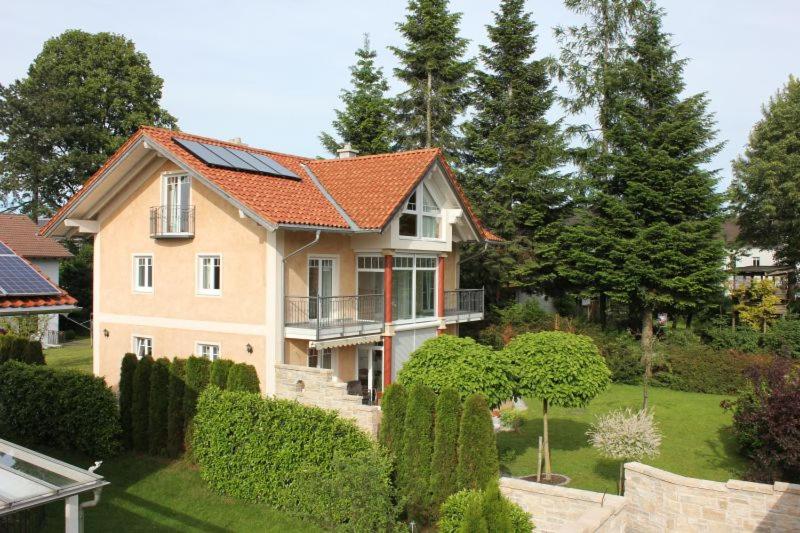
[392,254,437,321]
[399,184,441,239]
[197,255,221,295]
[308,347,334,370]
[752,257,761,267]
[196,343,220,361]
[309,257,334,320]
[163,174,191,234]
[133,255,153,292]
[357,256,384,322]
[133,336,152,359]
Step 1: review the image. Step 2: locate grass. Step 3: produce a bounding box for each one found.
[44,337,92,373]
[40,453,321,532]
[497,384,748,493]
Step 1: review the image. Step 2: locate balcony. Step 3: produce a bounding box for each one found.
[284,294,384,340]
[150,205,195,239]
[444,288,484,323]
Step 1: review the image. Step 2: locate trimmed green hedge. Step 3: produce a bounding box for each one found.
[148,358,170,455]
[192,387,388,526]
[119,353,137,449]
[132,356,153,452]
[226,362,260,392]
[209,359,234,389]
[167,358,186,458]
[184,356,210,422]
[0,361,120,456]
[0,336,44,365]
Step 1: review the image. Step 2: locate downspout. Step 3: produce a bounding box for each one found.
[79,488,103,533]
[282,230,322,343]
[282,230,321,264]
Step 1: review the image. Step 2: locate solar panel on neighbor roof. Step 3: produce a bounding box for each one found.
[173,137,299,179]
[0,255,61,296]
[0,242,12,255]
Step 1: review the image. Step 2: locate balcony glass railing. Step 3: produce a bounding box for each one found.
[444,288,484,317]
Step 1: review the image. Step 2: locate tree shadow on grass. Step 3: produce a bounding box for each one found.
[701,426,747,475]
[592,458,623,490]
[498,416,592,475]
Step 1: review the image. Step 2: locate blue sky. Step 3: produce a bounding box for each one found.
[2,1,798,189]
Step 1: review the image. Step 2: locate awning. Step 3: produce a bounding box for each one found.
[309,334,382,350]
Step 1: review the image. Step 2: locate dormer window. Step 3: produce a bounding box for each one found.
[399,183,441,239]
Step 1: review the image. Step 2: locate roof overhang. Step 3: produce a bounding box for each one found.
[0,304,80,316]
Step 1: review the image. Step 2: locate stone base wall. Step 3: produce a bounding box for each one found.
[274,363,381,436]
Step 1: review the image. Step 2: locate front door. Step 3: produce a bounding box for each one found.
[308,258,334,320]
[357,344,383,404]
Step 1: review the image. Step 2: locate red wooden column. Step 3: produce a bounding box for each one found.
[382,252,393,388]
[437,254,446,335]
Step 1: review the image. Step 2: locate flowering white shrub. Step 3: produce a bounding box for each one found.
[587,408,662,461]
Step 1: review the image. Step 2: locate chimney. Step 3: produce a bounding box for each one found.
[227,137,247,146]
[337,142,359,159]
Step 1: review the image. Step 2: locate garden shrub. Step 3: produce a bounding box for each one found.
[119,353,137,449]
[477,300,555,349]
[399,382,437,524]
[183,356,210,422]
[0,361,120,456]
[438,484,532,533]
[22,339,44,365]
[431,387,462,515]
[167,357,186,458]
[132,355,153,452]
[457,394,498,491]
[0,335,43,364]
[482,478,513,533]
[148,357,170,455]
[226,362,260,392]
[378,382,407,460]
[397,335,514,408]
[764,318,800,359]
[209,358,234,389]
[192,387,391,528]
[498,406,524,432]
[699,318,761,352]
[593,331,643,384]
[460,495,488,533]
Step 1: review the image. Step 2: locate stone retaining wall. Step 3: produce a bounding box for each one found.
[274,363,381,436]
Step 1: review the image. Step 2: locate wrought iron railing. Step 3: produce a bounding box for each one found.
[149,205,195,238]
[284,294,384,339]
[444,288,484,318]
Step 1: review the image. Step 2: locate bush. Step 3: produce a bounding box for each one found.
[699,318,761,352]
[209,359,234,389]
[397,335,514,408]
[119,353,137,449]
[167,358,186,458]
[764,318,800,358]
[457,394,498,491]
[226,362,260,392]
[379,382,407,460]
[592,331,643,384]
[192,387,390,529]
[438,485,532,533]
[478,300,555,349]
[399,382,436,524]
[132,355,153,452]
[22,339,44,365]
[0,335,43,364]
[498,407,524,432]
[148,358,170,455]
[431,387,462,515]
[0,361,120,456]
[183,356,211,422]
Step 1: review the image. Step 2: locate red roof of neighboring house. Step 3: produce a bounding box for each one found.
[42,126,501,241]
[0,240,78,313]
[0,214,72,259]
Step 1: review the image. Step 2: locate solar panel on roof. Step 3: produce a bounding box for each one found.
[172,137,299,180]
[0,242,12,255]
[0,256,61,296]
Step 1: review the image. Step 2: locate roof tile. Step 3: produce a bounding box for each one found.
[0,214,72,258]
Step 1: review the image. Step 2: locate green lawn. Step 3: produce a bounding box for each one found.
[497,384,747,493]
[44,337,92,373]
[41,453,320,532]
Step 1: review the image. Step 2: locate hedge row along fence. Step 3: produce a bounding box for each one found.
[119,354,259,457]
[0,335,44,365]
[192,387,397,531]
[0,361,120,457]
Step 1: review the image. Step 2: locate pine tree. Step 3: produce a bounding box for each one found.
[390,0,473,154]
[557,4,725,409]
[461,0,569,303]
[119,353,137,449]
[457,394,498,491]
[148,357,170,455]
[431,387,461,515]
[131,355,153,452]
[320,34,394,156]
[166,357,186,458]
[379,382,407,460]
[399,382,436,524]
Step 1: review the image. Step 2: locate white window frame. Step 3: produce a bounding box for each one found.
[196,254,222,296]
[355,254,384,293]
[392,254,438,324]
[307,255,340,297]
[752,257,761,267]
[132,254,153,293]
[132,335,153,359]
[160,172,192,236]
[398,182,443,241]
[307,346,337,370]
[196,342,221,361]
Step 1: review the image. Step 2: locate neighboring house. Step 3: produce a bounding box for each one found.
[723,219,793,315]
[0,214,74,346]
[42,127,498,404]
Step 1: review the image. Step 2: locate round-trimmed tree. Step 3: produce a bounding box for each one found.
[397,335,514,408]
[432,387,462,514]
[502,331,610,480]
[119,353,138,449]
[457,393,498,491]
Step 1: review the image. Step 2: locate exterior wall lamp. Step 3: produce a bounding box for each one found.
[246,343,253,354]
[103,329,109,338]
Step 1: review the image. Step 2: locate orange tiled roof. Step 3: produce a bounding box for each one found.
[0,214,72,258]
[43,126,500,241]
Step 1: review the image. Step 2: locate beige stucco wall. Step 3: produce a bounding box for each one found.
[283,338,357,382]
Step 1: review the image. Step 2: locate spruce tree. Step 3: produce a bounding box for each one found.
[431,387,462,515]
[148,357,170,455]
[119,353,137,449]
[399,382,436,525]
[461,0,569,303]
[320,34,394,156]
[457,394,498,491]
[557,4,725,409]
[131,355,153,452]
[390,0,473,154]
[166,357,186,458]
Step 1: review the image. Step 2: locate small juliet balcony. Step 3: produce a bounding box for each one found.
[150,205,195,239]
[284,294,385,340]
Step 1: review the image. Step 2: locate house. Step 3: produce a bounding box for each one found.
[0,214,74,345]
[41,126,498,406]
[723,219,793,315]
